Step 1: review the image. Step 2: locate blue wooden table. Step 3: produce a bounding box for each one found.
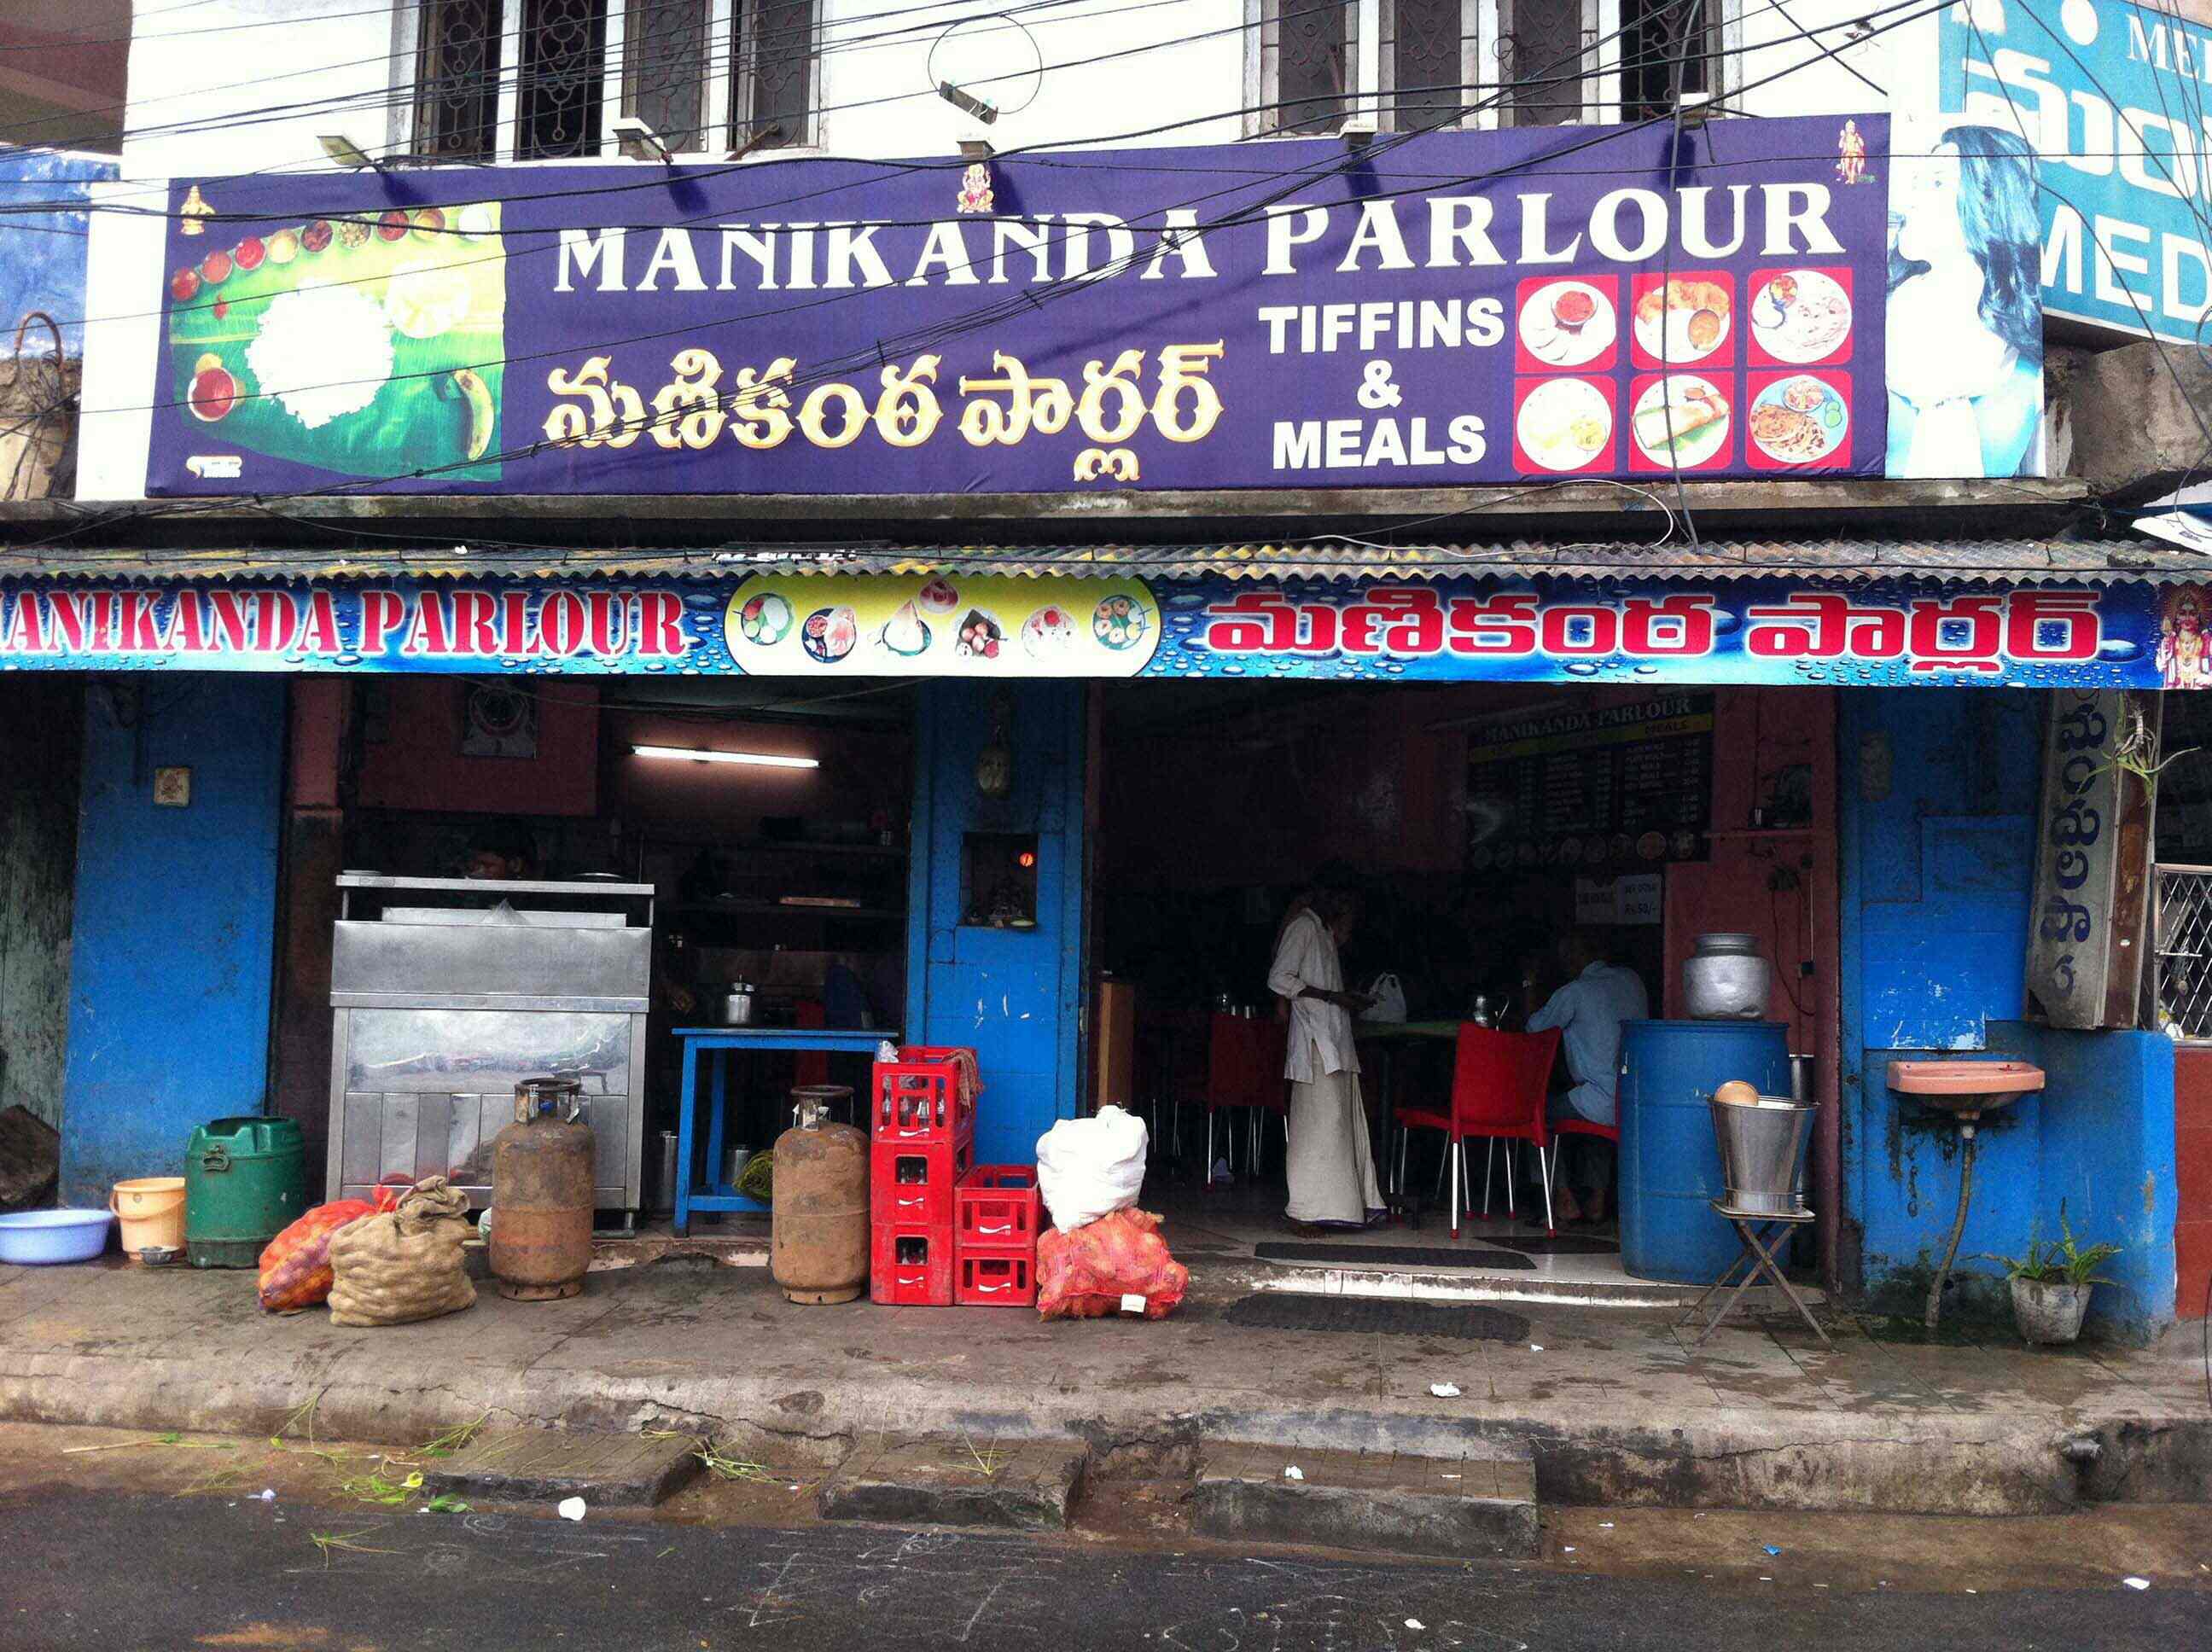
[672,1027,894,1235]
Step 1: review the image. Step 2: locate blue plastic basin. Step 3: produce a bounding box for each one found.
[0,1208,114,1265]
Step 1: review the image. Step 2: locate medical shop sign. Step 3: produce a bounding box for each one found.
[148,115,1903,498]
[0,574,2170,689]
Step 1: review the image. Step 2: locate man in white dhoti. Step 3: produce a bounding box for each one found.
[1267,865,1383,1233]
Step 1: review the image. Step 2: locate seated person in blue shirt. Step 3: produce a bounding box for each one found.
[1524,930,1649,1225]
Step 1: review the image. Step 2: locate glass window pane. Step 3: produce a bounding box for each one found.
[627,0,707,153]
[415,0,504,161]
[519,0,608,160]
[1278,0,1351,134]
[1392,0,1463,131]
[736,0,816,148]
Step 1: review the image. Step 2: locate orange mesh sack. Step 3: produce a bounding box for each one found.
[1035,1207,1188,1320]
[257,1184,401,1312]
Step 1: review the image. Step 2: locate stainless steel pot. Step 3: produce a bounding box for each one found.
[1682,933,1773,1020]
[721,981,756,1026]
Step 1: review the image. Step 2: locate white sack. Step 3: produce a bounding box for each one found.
[1035,1104,1150,1232]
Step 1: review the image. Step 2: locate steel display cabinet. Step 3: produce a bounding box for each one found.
[326,875,654,1221]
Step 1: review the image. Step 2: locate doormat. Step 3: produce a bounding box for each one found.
[1482,1235,1621,1256]
[1254,1242,1534,1271]
[1223,1293,1531,1343]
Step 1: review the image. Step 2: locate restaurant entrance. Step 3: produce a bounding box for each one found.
[1091,675,1838,1298]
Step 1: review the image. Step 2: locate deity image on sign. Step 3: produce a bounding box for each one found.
[956,163,995,214]
[2159,586,2211,689]
[1836,119,1868,186]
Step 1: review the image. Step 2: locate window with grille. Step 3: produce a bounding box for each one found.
[412,0,504,162]
[1256,0,1472,135]
[407,0,821,160]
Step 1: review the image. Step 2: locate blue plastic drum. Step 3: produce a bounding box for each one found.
[1619,1020,1793,1283]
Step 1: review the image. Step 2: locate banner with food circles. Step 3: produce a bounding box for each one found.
[725,573,1159,678]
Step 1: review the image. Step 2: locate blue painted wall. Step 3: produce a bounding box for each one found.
[58,677,287,1205]
[1837,689,2176,1337]
[906,681,1086,1168]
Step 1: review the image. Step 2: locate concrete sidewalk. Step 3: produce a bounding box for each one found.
[0,1245,2204,1515]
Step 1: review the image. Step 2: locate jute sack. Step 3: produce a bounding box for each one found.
[327,1176,477,1328]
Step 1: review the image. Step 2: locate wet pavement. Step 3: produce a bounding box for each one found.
[0,1421,2205,1651]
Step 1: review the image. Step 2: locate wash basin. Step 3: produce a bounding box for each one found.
[1886,1059,2045,1120]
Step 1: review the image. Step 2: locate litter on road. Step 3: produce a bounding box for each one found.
[557,1496,587,1521]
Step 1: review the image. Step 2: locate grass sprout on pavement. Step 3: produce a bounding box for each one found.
[338,1465,425,1506]
[956,1434,1009,1478]
[696,1443,776,1484]
[308,1529,396,1568]
[414,1412,489,1460]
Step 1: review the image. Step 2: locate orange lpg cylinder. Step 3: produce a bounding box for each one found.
[489,1076,596,1302]
[771,1089,869,1305]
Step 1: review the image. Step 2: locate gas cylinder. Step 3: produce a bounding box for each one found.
[771,1087,869,1305]
[489,1076,595,1301]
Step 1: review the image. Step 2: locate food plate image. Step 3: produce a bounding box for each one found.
[1516,279,1616,368]
[880,602,932,657]
[1630,375,1731,468]
[160,195,507,484]
[954,609,1006,660]
[800,606,859,664]
[1021,603,1076,660]
[1750,269,1853,364]
[1633,276,1731,364]
[1093,593,1147,650]
[737,592,793,646]
[1749,375,1849,464]
[917,578,960,615]
[1515,378,1612,473]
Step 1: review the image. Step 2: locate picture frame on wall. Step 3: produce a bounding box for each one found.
[459,682,538,759]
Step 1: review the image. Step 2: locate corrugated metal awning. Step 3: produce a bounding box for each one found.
[0,537,2203,585]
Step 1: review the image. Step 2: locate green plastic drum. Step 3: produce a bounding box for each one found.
[184,1117,307,1269]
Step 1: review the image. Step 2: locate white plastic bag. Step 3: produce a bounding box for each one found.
[1035,1104,1150,1232]
[1361,972,1407,1023]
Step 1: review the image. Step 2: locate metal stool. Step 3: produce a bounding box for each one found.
[1677,1200,1831,1347]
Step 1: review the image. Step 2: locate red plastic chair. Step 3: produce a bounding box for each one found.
[1395,1025,1563,1236]
[1202,1013,1288,1184]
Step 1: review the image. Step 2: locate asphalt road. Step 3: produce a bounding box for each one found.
[2,1486,2203,1652]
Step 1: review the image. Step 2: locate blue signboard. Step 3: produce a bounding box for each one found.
[0,146,118,357]
[1944,0,2212,340]
[145,116,1920,497]
[0,571,2175,689]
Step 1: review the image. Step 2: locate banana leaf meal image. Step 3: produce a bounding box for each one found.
[165,199,507,481]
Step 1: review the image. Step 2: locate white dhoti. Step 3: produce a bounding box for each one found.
[1285,1065,1383,1225]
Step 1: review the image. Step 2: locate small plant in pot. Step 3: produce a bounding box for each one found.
[1982,1205,2122,1346]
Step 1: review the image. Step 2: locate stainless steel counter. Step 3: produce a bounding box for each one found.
[326,875,655,1213]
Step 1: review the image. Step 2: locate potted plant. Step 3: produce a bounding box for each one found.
[1984,1205,2122,1346]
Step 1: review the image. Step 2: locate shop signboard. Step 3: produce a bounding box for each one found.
[0,572,2185,688]
[1944,0,2212,342]
[2025,687,2159,1027]
[143,111,2040,497]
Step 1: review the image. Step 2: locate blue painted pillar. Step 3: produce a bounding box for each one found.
[59,676,287,1205]
[906,681,1086,1167]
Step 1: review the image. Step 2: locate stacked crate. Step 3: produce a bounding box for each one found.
[953,1166,1043,1307]
[869,1046,975,1306]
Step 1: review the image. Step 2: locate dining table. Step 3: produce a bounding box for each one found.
[1353,1019,1465,1193]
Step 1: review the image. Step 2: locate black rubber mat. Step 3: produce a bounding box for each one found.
[1223,1293,1531,1343]
[1254,1242,1535,1271]
[1482,1234,1621,1256]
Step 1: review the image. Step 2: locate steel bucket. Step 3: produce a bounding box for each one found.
[1708,1093,1815,1217]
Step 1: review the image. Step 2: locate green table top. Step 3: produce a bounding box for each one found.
[1356,1020,1465,1039]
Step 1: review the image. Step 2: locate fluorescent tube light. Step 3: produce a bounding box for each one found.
[632,744,818,769]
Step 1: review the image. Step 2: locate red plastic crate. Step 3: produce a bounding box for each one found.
[871,1136,974,1230]
[871,1223,953,1306]
[955,1248,1036,1308]
[956,1165,1042,1247]
[873,1047,977,1143]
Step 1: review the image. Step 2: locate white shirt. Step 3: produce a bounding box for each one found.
[1267,908,1360,1082]
[1525,961,1649,1126]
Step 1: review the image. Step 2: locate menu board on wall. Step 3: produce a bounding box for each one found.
[1465,694,1714,873]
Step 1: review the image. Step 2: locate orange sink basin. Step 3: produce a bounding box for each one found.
[1886,1060,2045,1118]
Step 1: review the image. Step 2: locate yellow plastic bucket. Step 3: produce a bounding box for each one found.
[109,1178,187,1257]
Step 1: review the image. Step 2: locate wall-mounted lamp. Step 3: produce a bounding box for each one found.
[317,132,387,173]
[958,137,995,161]
[938,80,999,124]
[1338,113,1379,150]
[612,115,673,164]
[1675,90,1714,131]
[632,744,818,769]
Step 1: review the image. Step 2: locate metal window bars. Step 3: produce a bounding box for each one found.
[2155,864,2212,1040]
